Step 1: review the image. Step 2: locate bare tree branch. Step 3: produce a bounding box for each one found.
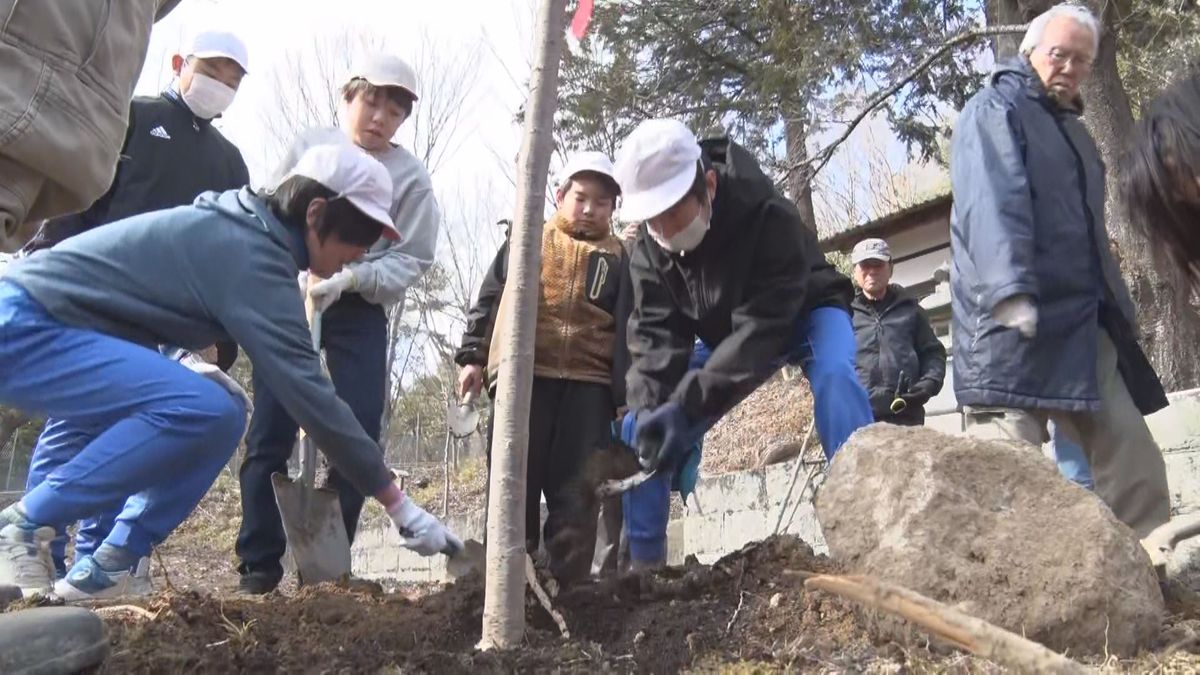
[790,24,1029,184]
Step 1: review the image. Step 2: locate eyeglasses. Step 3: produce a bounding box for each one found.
[1045,46,1094,70]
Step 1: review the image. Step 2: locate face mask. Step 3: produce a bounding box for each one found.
[649,208,710,253]
[182,73,236,119]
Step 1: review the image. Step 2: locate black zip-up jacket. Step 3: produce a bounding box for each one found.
[851,284,946,423]
[31,90,249,249]
[625,137,853,422]
[26,89,249,369]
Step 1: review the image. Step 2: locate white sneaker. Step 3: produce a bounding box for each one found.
[0,522,56,597]
[54,555,152,602]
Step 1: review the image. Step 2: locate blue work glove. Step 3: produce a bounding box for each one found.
[635,402,700,473]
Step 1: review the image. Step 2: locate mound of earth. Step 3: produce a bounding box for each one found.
[7,534,1200,672]
[94,536,878,673]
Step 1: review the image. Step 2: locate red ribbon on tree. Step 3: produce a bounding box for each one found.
[569,0,594,41]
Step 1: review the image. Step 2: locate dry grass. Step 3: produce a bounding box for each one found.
[702,370,822,475]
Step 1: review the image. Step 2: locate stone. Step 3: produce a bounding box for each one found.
[816,423,1164,656]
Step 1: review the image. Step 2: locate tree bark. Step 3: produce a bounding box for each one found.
[784,115,817,232]
[478,0,568,651]
[1079,2,1200,391]
[985,0,1027,61]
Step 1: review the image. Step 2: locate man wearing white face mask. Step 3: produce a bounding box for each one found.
[613,121,872,559]
[18,29,250,583]
[26,29,250,251]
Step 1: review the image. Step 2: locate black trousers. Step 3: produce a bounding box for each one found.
[486,376,613,582]
[235,294,387,579]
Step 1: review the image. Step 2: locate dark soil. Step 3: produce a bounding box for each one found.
[92,535,881,673]
[7,534,1200,672]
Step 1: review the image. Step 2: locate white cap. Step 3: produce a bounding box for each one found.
[346,53,419,101]
[613,119,701,222]
[186,29,249,74]
[556,151,619,194]
[282,144,399,240]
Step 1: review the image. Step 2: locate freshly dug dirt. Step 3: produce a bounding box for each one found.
[94,536,879,673]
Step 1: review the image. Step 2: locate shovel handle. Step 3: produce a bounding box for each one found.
[298,275,324,489]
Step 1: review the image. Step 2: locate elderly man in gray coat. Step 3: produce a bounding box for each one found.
[949,3,1170,538]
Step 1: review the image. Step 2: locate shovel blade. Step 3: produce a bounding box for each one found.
[444,538,486,581]
[271,472,352,585]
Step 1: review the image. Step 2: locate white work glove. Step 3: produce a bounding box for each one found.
[992,294,1038,338]
[388,493,464,556]
[308,269,358,312]
[179,351,254,420]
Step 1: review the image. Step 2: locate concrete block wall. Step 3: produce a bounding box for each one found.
[354,389,1200,581]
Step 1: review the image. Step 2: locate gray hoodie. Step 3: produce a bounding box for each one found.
[5,187,393,496]
[273,128,439,308]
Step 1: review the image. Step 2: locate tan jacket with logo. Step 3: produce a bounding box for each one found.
[456,214,632,400]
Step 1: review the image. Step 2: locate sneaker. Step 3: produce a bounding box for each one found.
[237,569,281,595]
[0,522,56,597]
[53,554,152,601]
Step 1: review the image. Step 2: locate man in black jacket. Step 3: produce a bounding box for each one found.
[849,238,946,426]
[19,29,251,579]
[612,118,872,503]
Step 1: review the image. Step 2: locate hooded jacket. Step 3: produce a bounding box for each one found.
[455,214,631,406]
[5,188,394,496]
[950,57,1166,414]
[625,137,853,422]
[31,90,249,248]
[851,284,946,422]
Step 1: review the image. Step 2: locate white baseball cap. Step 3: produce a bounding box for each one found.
[556,151,619,194]
[186,29,249,74]
[346,53,419,101]
[613,119,701,222]
[282,144,399,240]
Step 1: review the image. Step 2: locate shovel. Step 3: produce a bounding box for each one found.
[271,292,353,586]
[442,390,487,580]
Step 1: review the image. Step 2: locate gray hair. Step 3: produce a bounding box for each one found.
[1018,3,1101,57]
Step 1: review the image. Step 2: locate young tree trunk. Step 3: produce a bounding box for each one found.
[478,0,569,650]
[784,115,818,232]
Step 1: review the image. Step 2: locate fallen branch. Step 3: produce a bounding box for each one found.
[790,23,1029,185]
[525,554,570,639]
[94,604,158,621]
[804,574,1091,674]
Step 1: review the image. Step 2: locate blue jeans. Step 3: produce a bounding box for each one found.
[624,305,872,563]
[0,281,245,558]
[1051,422,1094,490]
[786,306,874,460]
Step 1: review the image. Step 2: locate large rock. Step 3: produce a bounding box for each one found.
[816,424,1164,656]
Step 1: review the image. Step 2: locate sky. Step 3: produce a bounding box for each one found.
[141,0,537,212]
